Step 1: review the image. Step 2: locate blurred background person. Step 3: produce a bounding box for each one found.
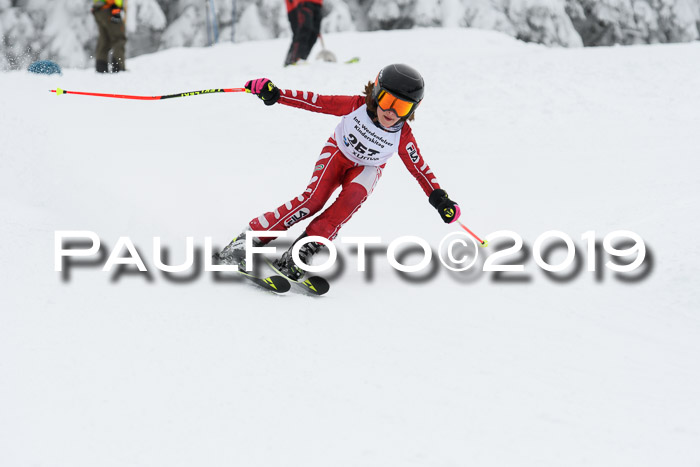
[92,0,127,72]
[284,0,323,66]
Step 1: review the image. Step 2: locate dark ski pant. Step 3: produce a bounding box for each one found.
[93,9,126,72]
[249,138,384,242]
[284,2,322,66]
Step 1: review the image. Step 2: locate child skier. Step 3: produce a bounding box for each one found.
[218,63,461,280]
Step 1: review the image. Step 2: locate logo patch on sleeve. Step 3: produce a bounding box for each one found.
[284,208,310,227]
[406,142,419,163]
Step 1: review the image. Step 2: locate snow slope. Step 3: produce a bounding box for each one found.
[1,28,699,467]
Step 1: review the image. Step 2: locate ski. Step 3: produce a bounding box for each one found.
[265,258,330,296]
[238,270,291,294]
[213,253,291,294]
[299,57,360,66]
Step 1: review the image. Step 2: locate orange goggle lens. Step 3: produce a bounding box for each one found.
[376,90,415,118]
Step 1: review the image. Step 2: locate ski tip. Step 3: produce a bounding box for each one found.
[265,275,292,293]
[302,276,330,295]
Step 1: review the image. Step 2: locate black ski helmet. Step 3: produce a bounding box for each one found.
[372,63,424,118]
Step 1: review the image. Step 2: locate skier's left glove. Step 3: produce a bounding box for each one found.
[245,78,280,106]
[429,189,461,224]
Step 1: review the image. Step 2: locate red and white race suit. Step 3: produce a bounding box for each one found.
[248,89,442,241]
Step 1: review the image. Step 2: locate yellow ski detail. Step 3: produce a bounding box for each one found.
[304,280,317,292]
[264,278,278,290]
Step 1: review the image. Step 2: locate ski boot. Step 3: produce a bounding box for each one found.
[215,229,261,270]
[274,233,324,281]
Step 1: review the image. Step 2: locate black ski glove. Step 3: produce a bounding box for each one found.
[429,189,461,224]
[245,78,280,106]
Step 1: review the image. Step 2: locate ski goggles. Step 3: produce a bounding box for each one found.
[375,89,417,118]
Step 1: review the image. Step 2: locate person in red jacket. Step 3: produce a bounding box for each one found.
[218,64,461,280]
[284,0,323,66]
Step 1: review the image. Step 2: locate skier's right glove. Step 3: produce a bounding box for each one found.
[245,78,280,106]
[429,189,461,224]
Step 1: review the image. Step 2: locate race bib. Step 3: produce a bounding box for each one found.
[334,105,401,166]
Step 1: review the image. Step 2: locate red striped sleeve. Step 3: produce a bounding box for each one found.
[397,124,441,196]
[277,90,364,116]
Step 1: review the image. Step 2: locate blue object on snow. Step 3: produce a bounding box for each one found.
[28,60,63,75]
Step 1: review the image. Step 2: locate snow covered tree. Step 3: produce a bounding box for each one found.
[1,0,166,70]
[567,0,700,45]
[361,0,582,46]
[230,0,289,42]
[128,0,168,56]
[1,0,40,69]
[2,0,700,71]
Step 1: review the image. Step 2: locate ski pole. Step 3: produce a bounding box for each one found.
[316,34,338,63]
[50,87,246,101]
[457,220,488,247]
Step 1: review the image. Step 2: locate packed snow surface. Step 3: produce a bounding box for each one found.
[1,28,699,467]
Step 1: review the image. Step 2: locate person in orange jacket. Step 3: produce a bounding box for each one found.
[92,0,127,72]
[284,0,323,66]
